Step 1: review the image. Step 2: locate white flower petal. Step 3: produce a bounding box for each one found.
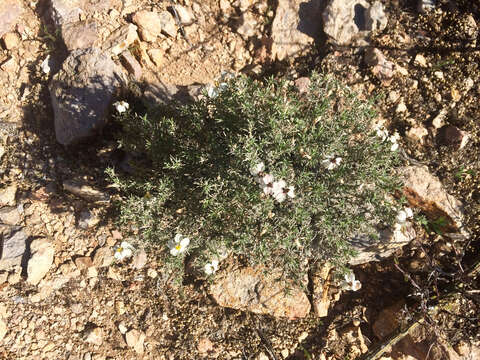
[180,237,190,248]
[250,162,265,176]
[335,157,342,165]
[174,234,183,243]
[120,241,134,250]
[41,56,52,74]
[352,280,362,291]
[122,248,133,259]
[287,186,295,198]
[396,210,407,223]
[170,247,179,256]
[390,142,399,151]
[262,185,273,195]
[262,174,274,185]
[405,207,413,218]
[114,251,124,261]
[344,273,355,283]
[274,192,286,203]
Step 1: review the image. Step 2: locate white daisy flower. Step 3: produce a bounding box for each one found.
[405,207,413,218]
[341,272,362,292]
[113,101,129,114]
[204,259,219,275]
[114,241,135,261]
[322,155,342,170]
[396,207,414,223]
[168,234,190,256]
[250,162,265,176]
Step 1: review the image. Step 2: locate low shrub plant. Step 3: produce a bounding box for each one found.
[107,73,402,281]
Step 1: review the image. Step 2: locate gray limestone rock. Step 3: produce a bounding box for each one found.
[348,223,416,265]
[49,48,124,145]
[271,0,322,61]
[322,0,387,45]
[61,20,98,51]
[0,227,28,271]
[50,0,120,27]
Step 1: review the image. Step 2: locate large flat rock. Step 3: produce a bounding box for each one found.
[49,47,124,145]
[349,222,416,265]
[210,266,311,319]
[271,0,322,61]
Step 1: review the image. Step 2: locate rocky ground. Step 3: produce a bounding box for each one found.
[0,0,479,359]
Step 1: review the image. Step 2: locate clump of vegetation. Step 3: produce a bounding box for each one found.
[107,73,402,280]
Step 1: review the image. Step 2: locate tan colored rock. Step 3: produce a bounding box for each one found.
[104,23,138,56]
[0,57,16,72]
[236,11,257,39]
[174,5,195,24]
[210,266,311,319]
[197,338,214,354]
[0,206,21,225]
[406,125,429,144]
[74,256,93,270]
[0,184,17,206]
[132,10,161,42]
[432,108,448,129]
[132,249,147,269]
[133,10,176,41]
[125,329,145,354]
[27,239,55,286]
[272,0,320,60]
[294,77,311,94]
[92,247,113,268]
[0,318,7,342]
[147,49,164,67]
[2,32,21,50]
[382,321,462,360]
[0,0,23,38]
[414,54,427,67]
[400,165,466,236]
[158,11,177,38]
[84,327,103,346]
